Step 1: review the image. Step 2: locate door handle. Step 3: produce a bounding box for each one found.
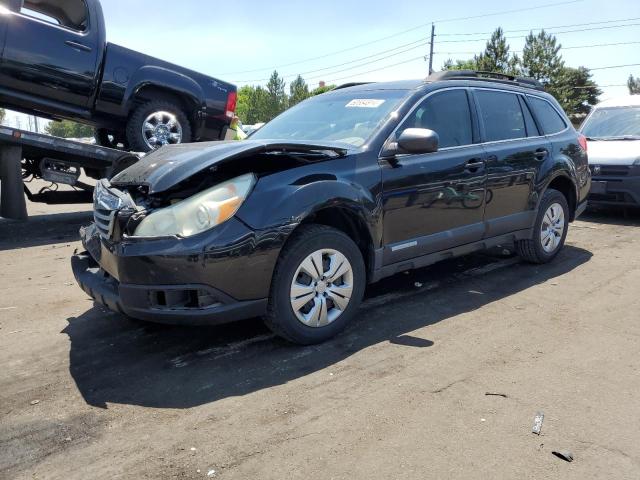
[534,148,549,161]
[465,158,485,172]
[65,40,92,52]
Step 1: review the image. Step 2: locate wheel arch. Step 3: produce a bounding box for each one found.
[542,172,578,221]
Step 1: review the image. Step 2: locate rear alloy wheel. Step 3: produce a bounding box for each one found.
[264,225,366,344]
[516,188,569,264]
[126,100,192,152]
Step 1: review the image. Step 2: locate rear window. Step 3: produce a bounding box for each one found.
[22,0,88,31]
[528,97,567,135]
[475,90,527,142]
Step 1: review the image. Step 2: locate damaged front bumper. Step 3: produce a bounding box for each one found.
[71,219,285,326]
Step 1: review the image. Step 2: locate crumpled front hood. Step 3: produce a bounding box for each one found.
[111,140,351,194]
[587,140,640,166]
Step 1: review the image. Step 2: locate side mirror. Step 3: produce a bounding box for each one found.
[397,128,439,154]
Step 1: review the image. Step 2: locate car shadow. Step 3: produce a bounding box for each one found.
[579,206,640,227]
[63,245,592,409]
[0,211,91,251]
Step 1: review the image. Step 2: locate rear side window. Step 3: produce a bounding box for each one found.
[475,90,527,142]
[22,0,88,31]
[399,89,473,148]
[528,97,567,135]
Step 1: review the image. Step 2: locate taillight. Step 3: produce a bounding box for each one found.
[225,91,237,118]
[578,133,588,152]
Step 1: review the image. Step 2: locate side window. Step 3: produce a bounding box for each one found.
[528,96,567,135]
[519,96,540,137]
[475,90,527,142]
[21,0,88,31]
[398,89,473,149]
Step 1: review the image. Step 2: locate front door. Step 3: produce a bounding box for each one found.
[472,88,552,237]
[381,88,487,265]
[0,0,99,110]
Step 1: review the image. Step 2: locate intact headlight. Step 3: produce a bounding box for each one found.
[134,173,255,237]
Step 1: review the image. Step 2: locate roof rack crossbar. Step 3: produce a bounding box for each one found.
[426,70,544,91]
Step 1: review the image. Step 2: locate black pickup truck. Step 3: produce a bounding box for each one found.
[0,0,237,151]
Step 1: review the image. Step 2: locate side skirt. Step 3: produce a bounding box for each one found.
[370,229,532,283]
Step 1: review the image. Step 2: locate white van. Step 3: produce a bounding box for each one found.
[580,95,640,207]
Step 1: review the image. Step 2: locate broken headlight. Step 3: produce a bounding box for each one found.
[133,173,255,237]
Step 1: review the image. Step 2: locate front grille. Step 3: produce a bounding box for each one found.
[92,179,136,239]
[591,165,633,177]
[93,207,113,239]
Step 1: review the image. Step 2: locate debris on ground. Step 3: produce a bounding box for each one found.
[414,282,423,288]
[485,392,508,398]
[207,469,216,477]
[552,450,574,462]
[532,411,544,435]
[29,399,40,406]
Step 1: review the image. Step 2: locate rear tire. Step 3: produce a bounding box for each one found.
[516,188,569,264]
[264,225,366,345]
[126,100,191,152]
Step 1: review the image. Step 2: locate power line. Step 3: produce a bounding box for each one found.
[324,56,426,84]
[436,22,640,43]
[220,0,582,75]
[591,63,640,71]
[435,40,640,55]
[436,16,640,36]
[233,39,429,83]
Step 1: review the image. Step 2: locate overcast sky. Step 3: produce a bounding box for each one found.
[6,0,640,129]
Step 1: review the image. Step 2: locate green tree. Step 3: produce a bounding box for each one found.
[265,70,288,120]
[521,30,564,86]
[549,66,601,115]
[628,74,640,94]
[289,75,310,106]
[311,84,336,96]
[236,85,270,124]
[45,120,93,138]
[443,28,519,75]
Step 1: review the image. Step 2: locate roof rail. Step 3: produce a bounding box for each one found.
[426,70,544,91]
[333,82,373,90]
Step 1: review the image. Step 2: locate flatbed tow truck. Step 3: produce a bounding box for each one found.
[0,126,140,220]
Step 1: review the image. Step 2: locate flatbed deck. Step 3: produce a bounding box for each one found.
[0,127,140,220]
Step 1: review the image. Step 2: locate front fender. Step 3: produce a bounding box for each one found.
[237,177,379,245]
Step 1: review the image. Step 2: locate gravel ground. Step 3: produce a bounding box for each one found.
[1,201,639,480]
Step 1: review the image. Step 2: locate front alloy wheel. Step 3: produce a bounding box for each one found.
[264,225,366,345]
[290,249,354,327]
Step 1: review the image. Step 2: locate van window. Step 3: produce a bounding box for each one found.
[475,90,527,142]
[22,0,88,31]
[528,97,567,135]
[581,106,640,139]
[398,89,473,149]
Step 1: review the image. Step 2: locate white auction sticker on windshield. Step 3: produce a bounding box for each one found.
[345,99,385,108]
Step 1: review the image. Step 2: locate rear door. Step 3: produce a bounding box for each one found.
[0,0,99,109]
[472,88,551,238]
[381,88,487,265]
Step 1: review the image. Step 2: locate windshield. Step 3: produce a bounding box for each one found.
[581,106,640,139]
[250,90,409,146]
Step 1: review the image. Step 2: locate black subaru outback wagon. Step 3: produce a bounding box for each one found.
[72,70,591,344]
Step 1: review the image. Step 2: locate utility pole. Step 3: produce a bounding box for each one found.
[428,23,435,75]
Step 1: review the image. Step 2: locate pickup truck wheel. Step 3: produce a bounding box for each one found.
[126,100,191,152]
[264,225,366,345]
[516,188,569,264]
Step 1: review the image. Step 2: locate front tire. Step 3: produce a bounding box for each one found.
[516,188,569,264]
[126,100,192,152]
[264,225,366,345]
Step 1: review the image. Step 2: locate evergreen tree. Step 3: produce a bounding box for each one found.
[521,30,564,85]
[628,74,640,94]
[265,70,287,120]
[289,75,310,106]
